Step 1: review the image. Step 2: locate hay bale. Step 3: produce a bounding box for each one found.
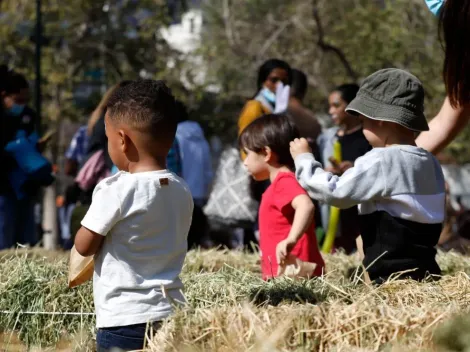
[2,247,470,351]
[152,273,470,351]
[0,252,94,349]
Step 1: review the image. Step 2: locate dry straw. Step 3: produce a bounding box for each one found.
[1,248,470,351]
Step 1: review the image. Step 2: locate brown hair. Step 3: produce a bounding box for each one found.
[439,0,470,108]
[87,80,132,135]
[239,114,299,170]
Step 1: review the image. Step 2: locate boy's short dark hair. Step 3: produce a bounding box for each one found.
[106,79,178,148]
[239,114,299,170]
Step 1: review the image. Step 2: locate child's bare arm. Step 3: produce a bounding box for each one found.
[276,194,314,264]
[75,226,104,257]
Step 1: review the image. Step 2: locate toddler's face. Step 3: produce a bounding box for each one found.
[105,112,129,171]
[362,117,384,147]
[243,149,270,181]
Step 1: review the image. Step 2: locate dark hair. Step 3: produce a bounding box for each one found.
[4,71,29,95]
[290,69,308,101]
[256,59,292,92]
[439,0,470,108]
[333,83,360,104]
[239,114,299,170]
[175,99,189,123]
[106,79,178,148]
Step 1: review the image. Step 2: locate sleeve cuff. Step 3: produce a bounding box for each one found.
[81,215,108,236]
[294,153,315,168]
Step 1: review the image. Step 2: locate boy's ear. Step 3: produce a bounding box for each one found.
[118,129,130,153]
[263,146,273,163]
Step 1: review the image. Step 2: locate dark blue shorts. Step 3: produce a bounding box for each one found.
[96,322,161,352]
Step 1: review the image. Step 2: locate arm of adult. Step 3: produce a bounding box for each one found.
[416,97,470,154]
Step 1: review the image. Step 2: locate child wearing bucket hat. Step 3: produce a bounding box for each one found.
[290,68,445,283]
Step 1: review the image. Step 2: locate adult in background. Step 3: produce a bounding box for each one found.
[287,69,322,144]
[416,0,470,153]
[238,59,292,136]
[175,100,213,249]
[317,84,371,253]
[0,69,49,249]
[59,123,89,249]
[287,69,323,239]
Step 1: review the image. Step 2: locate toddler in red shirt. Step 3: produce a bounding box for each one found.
[239,114,325,280]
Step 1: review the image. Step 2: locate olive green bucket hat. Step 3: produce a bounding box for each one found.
[346,68,429,132]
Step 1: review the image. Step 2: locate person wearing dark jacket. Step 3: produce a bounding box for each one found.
[0,68,46,249]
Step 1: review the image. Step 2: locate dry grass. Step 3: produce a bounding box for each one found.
[1,248,470,351]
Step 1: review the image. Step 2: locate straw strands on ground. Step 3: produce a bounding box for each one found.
[1,248,470,351]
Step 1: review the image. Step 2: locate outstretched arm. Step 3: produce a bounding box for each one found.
[291,138,386,209]
[416,97,470,154]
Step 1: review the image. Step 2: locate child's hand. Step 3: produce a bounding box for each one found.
[290,138,311,160]
[276,238,297,265]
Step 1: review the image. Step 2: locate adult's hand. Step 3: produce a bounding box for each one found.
[416,97,470,154]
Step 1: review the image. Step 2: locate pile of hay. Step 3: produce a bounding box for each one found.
[0,249,94,350]
[1,248,470,351]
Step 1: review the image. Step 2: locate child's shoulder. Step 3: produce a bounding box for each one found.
[274,171,297,184]
[272,171,306,195]
[379,145,437,164]
[96,171,129,190]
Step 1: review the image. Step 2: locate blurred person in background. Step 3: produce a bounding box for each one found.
[287,69,323,239]
[317,84,371,253]
[175,100,213,249]
[238,59,292,136]
[287,69,322,145]
[0,67,52,249]
[58,123,89,249]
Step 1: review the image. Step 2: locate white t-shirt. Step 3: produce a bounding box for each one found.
[81,170,193,328]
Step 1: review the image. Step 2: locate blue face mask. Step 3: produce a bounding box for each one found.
[261,88,276,105]
[424,0,444,16]
[9,103,25,116]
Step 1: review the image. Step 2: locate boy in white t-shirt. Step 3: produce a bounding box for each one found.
[74,80,193,352]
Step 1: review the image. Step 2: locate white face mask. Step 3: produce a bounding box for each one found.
[261,87,276,105]
[424,0,444,16]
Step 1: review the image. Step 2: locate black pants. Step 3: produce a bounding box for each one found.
[187,203,208,249]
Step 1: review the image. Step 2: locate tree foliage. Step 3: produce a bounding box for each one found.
[0,0,180,123]
[1,0,469,161]
[197,0,468,157]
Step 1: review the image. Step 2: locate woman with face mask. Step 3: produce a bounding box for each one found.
[238,59,292,138]
[416,0,470,154]
[0,68,43,250]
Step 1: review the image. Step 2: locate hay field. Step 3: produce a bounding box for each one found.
[1,248,470,351]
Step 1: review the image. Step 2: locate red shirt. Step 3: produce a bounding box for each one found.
[259,172,325,280]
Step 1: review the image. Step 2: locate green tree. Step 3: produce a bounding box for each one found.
[197,0,460,154]
[0,0,181,131]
